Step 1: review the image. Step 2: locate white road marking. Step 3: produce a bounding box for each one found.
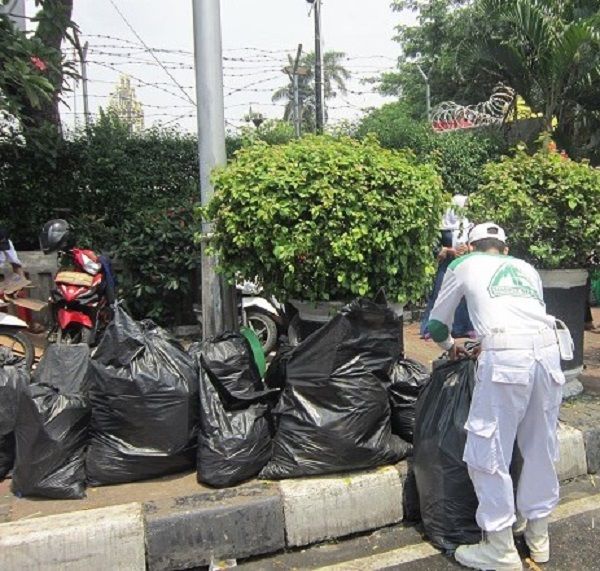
[314,494,600,571]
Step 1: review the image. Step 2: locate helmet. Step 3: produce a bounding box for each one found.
[39,219,75,254]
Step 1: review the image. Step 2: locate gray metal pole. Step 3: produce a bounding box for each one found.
[425,81,431,122]
[192,0,238,337]
[292,44,303,138]
[314,0,324,133]
[81,42,90,129]
[293,74,301,138]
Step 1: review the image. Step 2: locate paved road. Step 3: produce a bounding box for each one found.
[238,475,600,571]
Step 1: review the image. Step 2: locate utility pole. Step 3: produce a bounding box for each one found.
[192,0,238,337]
[80,42,90,128]
[283,44,304,138]
[415,63,431,122]
[73,33,90,129]
[309,0,324,133]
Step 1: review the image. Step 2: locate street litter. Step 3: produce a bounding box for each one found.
[388,357,430,443]
[260,298,410,480]
[85,305,198,486]
[0,348,28,480]
[11,344,91,499]
[413,358,480,550]
[192,334,278,488]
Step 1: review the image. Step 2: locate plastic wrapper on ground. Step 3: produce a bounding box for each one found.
[413,358,480,550]
[0,349,29,480]
[260,298,410,480]
[388,357,430,443]
[85,306,199,486]
[11,344,91,499]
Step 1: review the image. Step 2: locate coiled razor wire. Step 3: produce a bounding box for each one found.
[431,85,516,132]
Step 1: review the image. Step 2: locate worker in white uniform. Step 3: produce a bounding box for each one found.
[428,222,565,571]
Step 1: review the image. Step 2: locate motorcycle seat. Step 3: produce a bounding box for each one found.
[55,271,95,287]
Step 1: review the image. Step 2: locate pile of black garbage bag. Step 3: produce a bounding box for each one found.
[1,296,430,499]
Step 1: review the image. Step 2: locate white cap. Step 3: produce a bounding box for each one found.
[468,222,507,245]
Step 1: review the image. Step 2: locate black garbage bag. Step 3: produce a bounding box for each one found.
[413,358,480,550]
[264,339,294,390]
[86,306,199,486]
[190,341,277,488]
[0,349,29,480]
[260,298,410,480]
[32,343,92,392]
[388,358,430,443]
[11,344,91,499]
[199,332,264,405]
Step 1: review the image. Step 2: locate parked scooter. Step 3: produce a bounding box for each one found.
[194,281,285,354]
[40,220,114,346]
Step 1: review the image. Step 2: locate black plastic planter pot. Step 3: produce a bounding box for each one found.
[539,269,587,381]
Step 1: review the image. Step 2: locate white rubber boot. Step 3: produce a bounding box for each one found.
[524,517,550,563]
[455,528,523,571]
[512,513,527,537]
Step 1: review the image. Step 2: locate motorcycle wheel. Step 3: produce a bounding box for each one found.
[56,326,94,346]
[0,328,35,370]
[246,309,278,354]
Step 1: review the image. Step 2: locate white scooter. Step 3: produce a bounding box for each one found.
[194,281,284,354]
[0,300,35,370]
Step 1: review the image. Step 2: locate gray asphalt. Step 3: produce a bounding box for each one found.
[238,475,600,571]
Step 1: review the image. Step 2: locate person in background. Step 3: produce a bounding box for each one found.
[585,252,599,333]
[0,227,45,333]
[420,194,474,340]
[428,223,565,571]
[0,227,25,278]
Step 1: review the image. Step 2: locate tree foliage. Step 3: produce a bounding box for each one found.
[356,102,507,195]
[470,146,600,269]
[272,50,351,131]
[207,135,446,303]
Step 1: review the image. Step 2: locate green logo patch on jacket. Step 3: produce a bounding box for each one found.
[488,263,541,301]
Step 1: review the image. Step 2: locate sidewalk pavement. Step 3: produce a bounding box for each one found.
[1,310,600,570]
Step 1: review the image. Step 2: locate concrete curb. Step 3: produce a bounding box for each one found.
[279,466,403,548]
[0,418,596,571]
[0,502,145,571]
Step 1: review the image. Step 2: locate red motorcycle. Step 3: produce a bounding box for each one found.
[41,221,114,345]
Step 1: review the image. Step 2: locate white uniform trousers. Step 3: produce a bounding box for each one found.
[463,334,564,532]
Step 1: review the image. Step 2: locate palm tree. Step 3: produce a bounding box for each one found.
[475,0,600,133]
[272,50,351,132]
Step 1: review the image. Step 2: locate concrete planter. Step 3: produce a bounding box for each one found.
[539,268,588,396]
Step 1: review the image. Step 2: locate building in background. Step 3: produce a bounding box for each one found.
[106,74,145,132]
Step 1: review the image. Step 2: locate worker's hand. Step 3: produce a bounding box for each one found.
[449,343,469,361]
[437,247,448,262]
[455,244,469,256]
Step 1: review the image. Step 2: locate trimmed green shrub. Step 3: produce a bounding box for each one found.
[207,135,446,303]
[469,148,600,269]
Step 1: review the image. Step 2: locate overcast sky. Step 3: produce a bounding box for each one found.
[24,0,414,133]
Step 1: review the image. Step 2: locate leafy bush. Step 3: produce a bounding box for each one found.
[356,102,507,196]
[469,148,600,269]
[207,135,446,303]
[356,102,432,154]
[115,202,199,324]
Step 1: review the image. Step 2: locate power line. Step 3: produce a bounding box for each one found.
[107,0,196,106]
